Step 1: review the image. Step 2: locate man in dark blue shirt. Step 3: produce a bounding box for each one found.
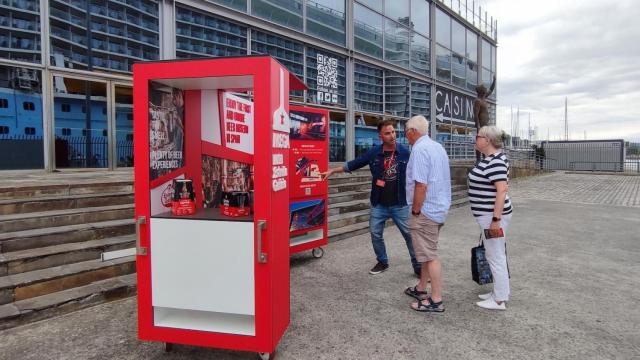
[323,120,420,276]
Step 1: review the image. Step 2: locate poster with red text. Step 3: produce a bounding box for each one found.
[289,108,328,198]
[221,92,253,155]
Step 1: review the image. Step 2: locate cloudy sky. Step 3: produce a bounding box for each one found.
[480,0,640,142]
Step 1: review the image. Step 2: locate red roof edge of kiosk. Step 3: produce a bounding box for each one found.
[133,55,307,90]
[288,72,307,91]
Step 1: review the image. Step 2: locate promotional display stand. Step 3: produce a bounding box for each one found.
[288,106,329,257]
[133,56,306,359]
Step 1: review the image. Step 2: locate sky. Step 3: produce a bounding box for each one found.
[479,0,640,142]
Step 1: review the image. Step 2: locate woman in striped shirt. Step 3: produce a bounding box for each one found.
[467,126,513,310]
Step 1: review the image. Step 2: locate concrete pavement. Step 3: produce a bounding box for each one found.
[0,172,639,360]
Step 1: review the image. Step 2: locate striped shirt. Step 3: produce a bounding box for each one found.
[467,152,513,217]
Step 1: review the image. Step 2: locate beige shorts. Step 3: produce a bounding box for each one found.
[409,214,443,263]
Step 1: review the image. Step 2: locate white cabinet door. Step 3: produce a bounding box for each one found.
[150,218,255,315]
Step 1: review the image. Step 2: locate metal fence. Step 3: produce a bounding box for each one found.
[503,147,556,171]
[442,140,475,160]
[117,139,134,167]
[0,135,134,168]
[540,140,640,174]
[55,136,108,168]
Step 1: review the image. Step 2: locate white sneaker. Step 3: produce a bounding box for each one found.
[476,298,506,310]
[478,292,493,300]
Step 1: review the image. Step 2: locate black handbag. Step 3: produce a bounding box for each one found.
[471,235,493,285]
[471,233,510,285]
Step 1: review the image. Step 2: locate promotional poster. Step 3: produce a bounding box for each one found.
[289,199,326,232]
[201,155,253,210]
[289,109,328,198]
[201,155,223,209]
[148,83,185,181]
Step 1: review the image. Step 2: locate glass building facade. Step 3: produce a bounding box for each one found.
[0,0,497,170]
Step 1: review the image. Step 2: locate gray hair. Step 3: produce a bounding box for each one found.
[406,115,429,136]
[478,125,503,149]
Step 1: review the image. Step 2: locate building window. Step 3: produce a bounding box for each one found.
[411,0,429,37]
[208,0,247,12]
[452,20,465,57]
[81,105,86,114]
[102,107,107,115]
[306,0,346,46]
[452,53,466,88]
[102,129,108,137]
[4,3,41,63]
[50,0,159,72]
[61,103,70,112]
[250,30,303,78]
[482,38,491,69]
[385,0,409,26]
[127,113,133,121]
[354,62,383,114]
[384,19,410,69]
[435,8,451,49]
[61,128,71,136]
[0,99,8,108]
[0,126,9,134]
[410,80,430,118]
[385,71,410,118]
[23,102,35,111]
[251,29,304,100]
[354,3,383,59]
[176,5,247,59]
[436,45,451,82]
[357,0,382,13]
[126,134,134,141]
[251,0,303,31]
[410,32,429,75]
[466,60,478,91]
[24,127,36,135]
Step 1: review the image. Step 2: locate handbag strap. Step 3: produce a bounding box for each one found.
[478,232,484,246]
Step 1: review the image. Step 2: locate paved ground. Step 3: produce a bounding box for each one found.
[1,172,639,360]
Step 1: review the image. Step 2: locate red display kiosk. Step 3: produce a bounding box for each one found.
[288,106,329,257]
[133,56,306,359]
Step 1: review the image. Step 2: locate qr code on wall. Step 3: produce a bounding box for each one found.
[317,54,338,90]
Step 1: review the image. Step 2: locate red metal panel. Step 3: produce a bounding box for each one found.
[184,90,202,210]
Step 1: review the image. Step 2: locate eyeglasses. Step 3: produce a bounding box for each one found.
[405,128,416,134]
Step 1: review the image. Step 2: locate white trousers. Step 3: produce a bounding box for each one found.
[475,214,513,302]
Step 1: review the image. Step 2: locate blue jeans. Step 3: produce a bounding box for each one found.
[369,204,420,272]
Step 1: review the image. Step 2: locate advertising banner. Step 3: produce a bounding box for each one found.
[148,83,184,181]
[289,109,328,198]
[222,92,254,155]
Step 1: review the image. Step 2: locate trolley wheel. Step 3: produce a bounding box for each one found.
[164,342,174,352]
[311,247,324,258]
[257,351,276,360]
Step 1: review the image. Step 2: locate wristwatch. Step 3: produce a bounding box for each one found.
[492,216,501,222]
[412,210,421,216]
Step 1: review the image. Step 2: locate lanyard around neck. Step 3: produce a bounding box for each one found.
[383,150,395,172]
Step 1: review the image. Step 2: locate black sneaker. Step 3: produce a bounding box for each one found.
[369,262,389,275]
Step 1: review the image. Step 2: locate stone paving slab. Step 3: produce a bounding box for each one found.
[0,172,638,359]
